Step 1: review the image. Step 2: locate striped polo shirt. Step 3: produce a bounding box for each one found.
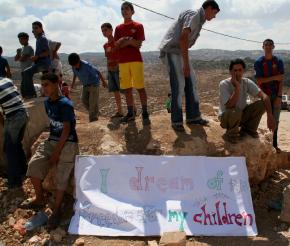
[0,77,25,118]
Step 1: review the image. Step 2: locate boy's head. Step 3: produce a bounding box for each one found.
[40,73,59,97]
[32,21,44,37]
[121,1,134,20]
[229,58,246,81]
[101,23,113,38]
[68,53,81,69]
[0,46,2,56]
[263,39,275,54]
[202,0,220,21]
[17,32,29,45]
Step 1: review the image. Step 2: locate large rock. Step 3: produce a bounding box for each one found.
[0,98,49,169]
[159,231,186,246]
[35,109,290,189]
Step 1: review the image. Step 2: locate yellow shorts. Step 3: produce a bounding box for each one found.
[119,62,144,89]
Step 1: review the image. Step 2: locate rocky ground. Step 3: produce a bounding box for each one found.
[0,64,290,245]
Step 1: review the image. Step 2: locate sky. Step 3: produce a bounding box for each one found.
[0,0,290,56]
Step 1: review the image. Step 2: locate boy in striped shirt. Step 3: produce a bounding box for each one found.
[0,77,28,189]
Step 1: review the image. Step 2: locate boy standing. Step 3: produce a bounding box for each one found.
[0,77,28,189]
[15,32,34,72]
[0,46,11,78]
[101,23,123,117]
[159,0,220,131]
[21,21,51,99]
[23,73,79,229]
[68,53,107,122]
[254,39,284,153]
[114,1,150,125]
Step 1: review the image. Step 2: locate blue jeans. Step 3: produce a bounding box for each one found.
[164,53,200,125]
[4,110,28,187]
[271,99,281,148]
[21,64,49,98]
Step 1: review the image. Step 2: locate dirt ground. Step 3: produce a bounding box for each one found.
[0,65,290,245]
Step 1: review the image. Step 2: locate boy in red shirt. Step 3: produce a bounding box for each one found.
[114,1,150,125]
[101,23,123,117]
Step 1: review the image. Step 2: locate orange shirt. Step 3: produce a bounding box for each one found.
[103,41,119,71]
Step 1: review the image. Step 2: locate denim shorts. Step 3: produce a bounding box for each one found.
[107,70,120,92]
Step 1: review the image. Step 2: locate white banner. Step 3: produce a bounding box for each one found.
[69,155,257,236]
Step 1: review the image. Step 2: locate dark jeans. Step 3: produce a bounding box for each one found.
[21,64,49,98]
[4,110,28,187]
[271,100,281,148]
[166,53,200,125]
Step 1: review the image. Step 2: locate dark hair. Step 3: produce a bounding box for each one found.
[202,0,220,11]
[121,1,134,11]
[41,73,59,84]
[263,39,274,46]
[18,32,29,39]
[68,53,80,66]
[101,23,113,29]
[0,46,2,54]
[229,58,246,71]
[32,21,43,28]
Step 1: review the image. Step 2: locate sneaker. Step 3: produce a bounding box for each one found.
[172,124,185,132]
[120,113,135,124]
[186,118,209,126]
[142,112,151,126]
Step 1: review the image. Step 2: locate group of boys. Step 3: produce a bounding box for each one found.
[69,1,150,125]
[0,0,285,230]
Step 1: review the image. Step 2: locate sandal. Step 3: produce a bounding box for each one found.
[19,198,45,210]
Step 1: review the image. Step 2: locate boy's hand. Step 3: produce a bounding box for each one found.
[31,56,38,62]
[49,152,60,165]
[102,81,108,88]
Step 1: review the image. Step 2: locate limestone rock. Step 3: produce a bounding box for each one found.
[50,228,66,243]
[148,240,158,246]
[8,217,15,227]
[159,231,186,246]
[75,237,85,246]
[28,235,42,243]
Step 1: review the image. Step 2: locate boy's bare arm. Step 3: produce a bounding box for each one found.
[31,50,50,62]
[98,71,108,88]
[116,37,142,48]
[256,74,284,85]
[71,75,77,89]
[49,121,70,165]
[6,64,12,78]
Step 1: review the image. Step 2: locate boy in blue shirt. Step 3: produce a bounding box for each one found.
[68,53,107,122]
[21,21,51,99]
[22,73,79,229]
[254,39,284,153]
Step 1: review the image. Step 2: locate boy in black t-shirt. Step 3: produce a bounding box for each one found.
[21,73,79,229]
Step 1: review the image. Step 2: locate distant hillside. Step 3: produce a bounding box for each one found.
[5,49,290,86]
